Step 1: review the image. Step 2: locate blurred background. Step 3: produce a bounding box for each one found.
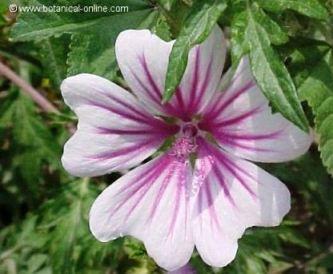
[0,0,333,273]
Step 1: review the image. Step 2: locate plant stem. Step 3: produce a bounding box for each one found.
[0,61,59,113]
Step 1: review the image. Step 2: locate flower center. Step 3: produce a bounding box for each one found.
[182,123,198,137]
[169,123,198,161]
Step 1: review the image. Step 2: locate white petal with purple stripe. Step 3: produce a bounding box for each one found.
[191,138,291,267]
[89,154,194,271]
[61,74,177,177]
[200,58,313,162]
[115,26,226,120]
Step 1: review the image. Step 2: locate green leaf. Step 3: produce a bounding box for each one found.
[0,90,61,189]
[40,179,122,273]
[230,11,248,64]
[278,38,331,88]
[157,0,177,11]
[0,91,57,158]
[0,180,122,273]
[253,7,288,46]
[49,180,91,273]
[246,4,309,131]
[0,0,8,26]
[231,7,288,65]
[299,50,333,175]
[27,254,48,273]
[256,0,329,20]
[10,0,154,80]
[10,0,150,41]
[0,89,18,126]
[163,0,227,102]
[37,36,71,87]
[12,93,60,161]
[153,13,173,41]
[67,9,154,80]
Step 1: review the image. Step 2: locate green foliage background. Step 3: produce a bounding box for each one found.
[0,0,333,273]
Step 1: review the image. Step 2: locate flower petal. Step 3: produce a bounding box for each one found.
[200,57,312,162]
[190,138,290,267]
[89,154,194,271]
[61,74,177,177]
[168,263,196,274]
[115,26,226,120]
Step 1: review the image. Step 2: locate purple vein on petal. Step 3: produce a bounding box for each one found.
[96,127,170,138]
[187,48,200,113]
[217,129,283,141]
[90,140,154,160]
[217,137,275,153]
[129,66,161,104]
[199,106,258,132]
[139,54,162,100]
[213,105,264,128]
[203,177,221,230]
[168,177,182,237]
[191,53,214,114]
[104,93,152,121]
[199,138,256,198]
[117,156,168,196]
[207,80,255,120]
[148,159,176,222]
[107,157,169,224]
[196,139,235,207]
[219,158,257,198]
[123,157,171,223]
[110,173,154,218]
[86,86,155,124]
[123,180,155,223]
[168,162,187,237]
[198,184,204,232]
[213,129,283,153]
[139,54,187,119]
[89,88,178,132]
[183,175,189,238]
[174,87,190,121]
[211,164,236,207]
[222,155,258,183]
[87,100,152,125]
[175,87,185,110]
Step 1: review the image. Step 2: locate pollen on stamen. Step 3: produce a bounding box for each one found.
[169,136,197,162]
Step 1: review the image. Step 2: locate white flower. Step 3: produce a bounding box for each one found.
[61,26,312,271]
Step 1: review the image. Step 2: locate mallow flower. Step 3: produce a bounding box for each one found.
[61,26,312,271]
